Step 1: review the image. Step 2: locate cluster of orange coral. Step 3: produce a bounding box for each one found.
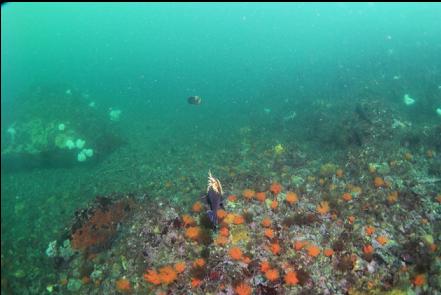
[143,175,423,294]
[71,199,132,251]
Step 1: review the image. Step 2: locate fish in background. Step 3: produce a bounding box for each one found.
[188,96,202,105]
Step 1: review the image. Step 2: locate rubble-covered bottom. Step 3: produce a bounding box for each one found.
[47,162,440,295]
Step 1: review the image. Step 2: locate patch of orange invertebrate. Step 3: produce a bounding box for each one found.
[317,201,330,214]
[286,191,299,204]
[270,182,282,196]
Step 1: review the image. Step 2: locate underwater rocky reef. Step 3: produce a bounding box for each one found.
[0,76,439,295]
[34,100,440,295]
[1,94,440,295]
[1,85,124,172]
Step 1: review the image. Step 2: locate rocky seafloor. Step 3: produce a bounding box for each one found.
[44,132,441,293]
[3,98,441,295]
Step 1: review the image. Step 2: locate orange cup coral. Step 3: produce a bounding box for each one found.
[324,248,334,257]
[286,191,299,204]
[260,260,271,273]
[144,269,161,285]
[270,200,278,209]
[265,269,280,281]
[294,240,308,251]
[242,189,255,200]
[228,195,237,202]
[182,214,195,227]
[306,244,320,257]
[192,201,203,213]
[229,247,243,260]
[264,228,274,239]
[185,226,200,241]
[365,226,376,236]
[193,258,206,268]
[374,176,386,188]
[342,193,352,202]
[116,278,131,292]
[233,214,245,225]
[261,217,272,228]
[363,244,374,255]
[219,227,229,237]
[215,235,229,246]
[317,201,330,215]
[255,192,267,202]
[270,182,282,196]
[191,277,202,288]
[284,271,299,285]
[174,262,186,274]
[376,235,389,246]
[270,242,281,255]
[235,282,252,295]
[217,209,228,219]
[387,191,398,204]
[413,274,426,286]
[158,265,177,285]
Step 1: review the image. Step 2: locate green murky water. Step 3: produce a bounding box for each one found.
[2,3,440,294]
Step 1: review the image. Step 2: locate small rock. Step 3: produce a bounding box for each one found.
[67,278,82,292]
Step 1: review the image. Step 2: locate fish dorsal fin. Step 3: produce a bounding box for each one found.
[207,170,223,195]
